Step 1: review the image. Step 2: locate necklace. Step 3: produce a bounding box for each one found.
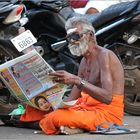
[83,58,91,82]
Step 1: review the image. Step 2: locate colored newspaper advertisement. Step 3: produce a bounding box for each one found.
[0,49,76,111]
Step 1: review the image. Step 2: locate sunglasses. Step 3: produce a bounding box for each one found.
[66,31,89,43]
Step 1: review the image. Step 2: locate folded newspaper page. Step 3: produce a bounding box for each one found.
[0,49,76,111]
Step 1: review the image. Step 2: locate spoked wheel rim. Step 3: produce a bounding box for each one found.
[111,43,140,115]
[124,55,140,115]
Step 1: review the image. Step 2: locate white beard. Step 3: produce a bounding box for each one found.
[68,37,88,56]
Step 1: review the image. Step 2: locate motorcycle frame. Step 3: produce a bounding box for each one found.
[95,11,140,47]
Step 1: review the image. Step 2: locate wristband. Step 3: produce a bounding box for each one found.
[77,79,85,90]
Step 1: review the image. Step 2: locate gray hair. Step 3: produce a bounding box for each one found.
[65,16,97,44]
[65,16,95,34]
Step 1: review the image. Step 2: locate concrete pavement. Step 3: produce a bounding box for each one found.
[0,113,139,140]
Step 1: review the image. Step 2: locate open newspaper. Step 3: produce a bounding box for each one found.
[0,49,77,111]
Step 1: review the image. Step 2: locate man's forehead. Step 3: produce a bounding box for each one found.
[66,28,77,34]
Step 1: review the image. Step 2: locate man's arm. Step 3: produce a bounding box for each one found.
[63,59,85,102]
[49,52,113,104]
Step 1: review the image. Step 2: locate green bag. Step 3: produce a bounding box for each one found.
[9,104,25,115]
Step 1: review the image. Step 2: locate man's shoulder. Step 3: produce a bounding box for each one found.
[98,47,110,57]
[99,47,116,57]
[98,47,119,64]
[102,48,121,65]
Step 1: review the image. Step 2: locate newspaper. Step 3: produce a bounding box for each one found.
[0,49,76,111]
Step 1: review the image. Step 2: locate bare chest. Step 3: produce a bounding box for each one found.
[81,61,100,85]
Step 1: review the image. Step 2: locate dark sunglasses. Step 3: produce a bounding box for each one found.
[66,31,89,43]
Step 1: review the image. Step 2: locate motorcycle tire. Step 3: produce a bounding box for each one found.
[112,45,140,115]
[124,99,140,116]
[124,54,140,115]
[0,43,20,115]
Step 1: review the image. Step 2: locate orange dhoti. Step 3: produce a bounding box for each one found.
[20,105,46,122]
[39,92,124,135]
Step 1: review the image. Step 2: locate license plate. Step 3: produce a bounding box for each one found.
[11,30,37,52]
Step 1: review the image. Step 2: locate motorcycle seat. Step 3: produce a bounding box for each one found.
[0,2,14,14]
[0,2,9,8]
[85,0,140,29]
[27,0,68,12]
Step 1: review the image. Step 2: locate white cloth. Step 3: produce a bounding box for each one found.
[74,0,134,14]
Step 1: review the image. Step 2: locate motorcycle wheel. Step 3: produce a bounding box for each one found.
[124,54,140,115]
[0,43,19,115]
[112,44,140,115]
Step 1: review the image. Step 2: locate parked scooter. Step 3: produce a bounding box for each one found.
[0,1,29,114]
[0,0,80,118]
[0,0,140,116]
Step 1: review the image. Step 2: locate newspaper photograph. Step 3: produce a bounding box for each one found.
[0,49,68,110]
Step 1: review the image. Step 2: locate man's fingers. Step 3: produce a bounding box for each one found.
[52,77,66,83]
[48,70,71,84]
[49,70,68,76]
[49,72,62,77]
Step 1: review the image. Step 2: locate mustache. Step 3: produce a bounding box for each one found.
[68,42,80,48]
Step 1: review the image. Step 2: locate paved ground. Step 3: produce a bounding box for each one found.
[0,113,140,140]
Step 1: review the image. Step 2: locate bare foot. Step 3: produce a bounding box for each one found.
[60,126,84,135]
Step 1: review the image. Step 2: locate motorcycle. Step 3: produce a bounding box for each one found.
[0,1,30,115]
[0,0,140,117]
[0,0,80,120]
[92,0,140,115]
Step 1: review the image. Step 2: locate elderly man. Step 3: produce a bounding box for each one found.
[39,16,124,135]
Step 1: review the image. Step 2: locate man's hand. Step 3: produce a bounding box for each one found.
[49,70,80,85]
